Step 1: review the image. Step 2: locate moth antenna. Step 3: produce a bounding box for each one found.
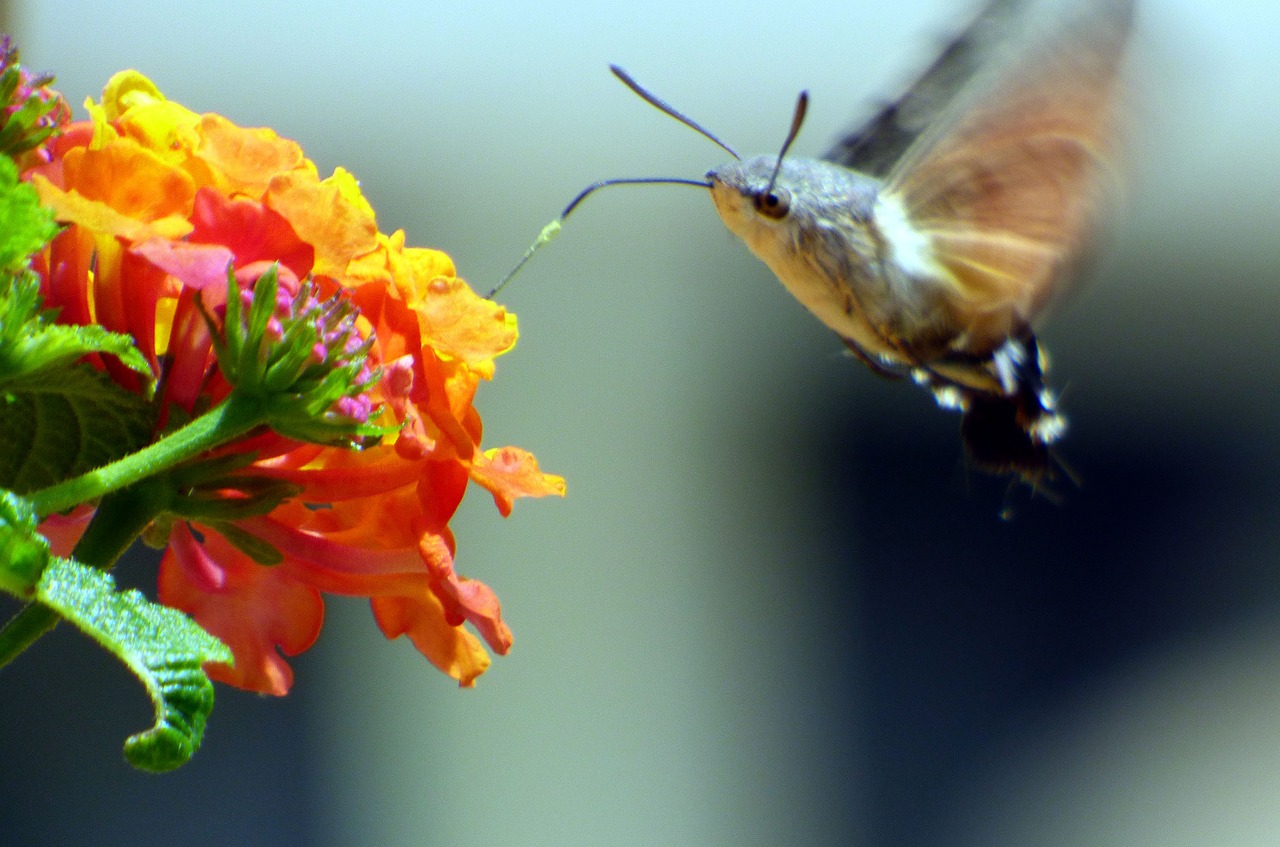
[610,65,741,160]
[762,90,809,199]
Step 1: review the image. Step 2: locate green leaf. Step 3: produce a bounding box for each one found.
[0,489,49,595]
[0,363,154,494]
[164,452,304,523]
[35,557,233,772]
[0,156,55,272]
[0,269,153,385]
[166,478,302,522]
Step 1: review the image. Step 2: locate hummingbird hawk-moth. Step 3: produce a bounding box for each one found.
[504,0,1134,489]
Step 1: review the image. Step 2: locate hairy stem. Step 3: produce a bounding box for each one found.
[29,393,267,518]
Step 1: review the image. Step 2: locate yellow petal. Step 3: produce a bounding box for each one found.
[100,70,166,121]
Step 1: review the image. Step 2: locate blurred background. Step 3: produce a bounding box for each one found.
[3,0,1280,845]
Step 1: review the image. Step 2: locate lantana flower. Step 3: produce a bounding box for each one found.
[23,70,564,694]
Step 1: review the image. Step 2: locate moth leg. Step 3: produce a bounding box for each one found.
[881,335,978,396]
[840,336,907,380]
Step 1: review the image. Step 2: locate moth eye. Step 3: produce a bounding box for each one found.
[754,186,791,219]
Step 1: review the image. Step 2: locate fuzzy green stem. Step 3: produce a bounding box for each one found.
[29,392,268,518]
[0,482,170,669]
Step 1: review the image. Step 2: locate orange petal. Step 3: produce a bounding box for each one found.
[31,174,193,241]
[400,242,456,285]
[59,139,196,221]
[195,112,305,194]
[469,446,567,516]
[412,528,512,657]
[249,443,425,502]
[415,273,519,365]
[158,525,324,696]
[371,592,492,687]
[266,168,378,278]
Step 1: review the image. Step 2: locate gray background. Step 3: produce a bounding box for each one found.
[3,1,1280,845]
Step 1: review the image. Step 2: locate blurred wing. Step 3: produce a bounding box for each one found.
[879,0,1134,343]
[824,0,1029,177]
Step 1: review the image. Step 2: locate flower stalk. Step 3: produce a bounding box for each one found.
[28,393,266,518]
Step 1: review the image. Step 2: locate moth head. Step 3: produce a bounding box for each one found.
[707,156,799,242]
[707,156,878,249]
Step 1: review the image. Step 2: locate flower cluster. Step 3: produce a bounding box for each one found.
[25,70,564,692]
[0,36,71,166]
